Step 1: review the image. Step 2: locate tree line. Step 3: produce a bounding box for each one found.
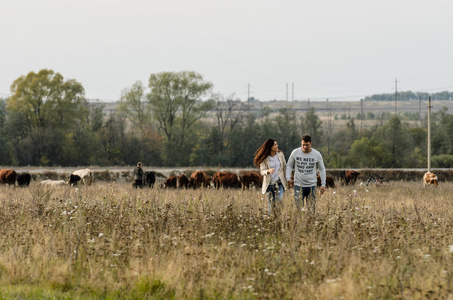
[1,69,453,169]
[364,90,453,101]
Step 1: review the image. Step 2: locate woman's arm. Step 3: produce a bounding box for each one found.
[260,161,269,176]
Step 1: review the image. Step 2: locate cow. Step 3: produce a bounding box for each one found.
[423,172,438,187]
[17,173,31,187]
[0,169,16,187]
[71,168,93,186]
[190,171,210,188]
[240,171,263,189]
[144,171,156,188]
[164,176,177,189]
[68,174,82,186]
[317,175,335,188]
[213,171,241,189]
[178,174,191,189]
[41,180,67,187]
[340,170,360,185]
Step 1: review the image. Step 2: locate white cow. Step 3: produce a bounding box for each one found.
[72,168,93,186]
[41,180,67,187]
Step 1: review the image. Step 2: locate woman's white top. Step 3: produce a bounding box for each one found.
[259,151,288,194]
[268,155,280,182]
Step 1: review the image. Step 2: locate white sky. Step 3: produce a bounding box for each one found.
[1,0,452,102]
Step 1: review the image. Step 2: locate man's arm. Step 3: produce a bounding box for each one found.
[317,153,326,195]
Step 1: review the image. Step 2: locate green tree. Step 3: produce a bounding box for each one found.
[371,115,412,167]
[229,115,262,167]
[8,69,87,131]
[147,71,215,165]
[273,107,300,158]
[6,69,88,165]
[300,107,323,146]
[347,137,391,168]
[408,127,427,168]
[431,107,453,155]
[98,112,128,165]
[89,102,106,132]
[0,99,12,164]
[118,81,151,136]
[328,117,359,166]
[431,154,453,168]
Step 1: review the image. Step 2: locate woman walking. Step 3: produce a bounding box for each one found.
[254,139,288,215]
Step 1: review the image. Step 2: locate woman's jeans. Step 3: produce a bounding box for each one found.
[294,185,316,214]
[266,182,284,214]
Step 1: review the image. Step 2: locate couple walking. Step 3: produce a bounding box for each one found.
[253,135,326,215]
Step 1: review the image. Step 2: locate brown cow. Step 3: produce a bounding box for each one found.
[190,171,209,188]
[340,170,360,185]
[0,169,16,187]
[213,171,241,189]
[241,171,263,189]
[423,172,438,187]
[317,175,335,188]
[178,174,191,188]
[164,176,177,189]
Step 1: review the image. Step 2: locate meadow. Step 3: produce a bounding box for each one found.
[0,181,452,299]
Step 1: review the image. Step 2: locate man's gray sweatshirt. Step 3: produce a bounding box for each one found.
[286,148,326,187]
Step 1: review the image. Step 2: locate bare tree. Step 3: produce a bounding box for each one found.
[214,93,247,152]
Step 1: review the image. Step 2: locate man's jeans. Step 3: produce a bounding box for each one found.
[266,182,285,214]
[294,185,316,214]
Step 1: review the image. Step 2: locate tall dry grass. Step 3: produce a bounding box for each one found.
[0,181,452,299]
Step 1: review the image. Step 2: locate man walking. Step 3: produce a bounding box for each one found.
[286,135,326,214]
[133,162,144,188]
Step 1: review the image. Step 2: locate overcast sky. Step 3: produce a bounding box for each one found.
[1,0,452,102]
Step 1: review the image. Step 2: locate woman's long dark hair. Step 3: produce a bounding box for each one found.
[253,139,275,167]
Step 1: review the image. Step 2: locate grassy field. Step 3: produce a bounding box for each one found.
[0,181,452,299]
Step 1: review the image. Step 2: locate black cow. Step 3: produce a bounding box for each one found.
[143,171,156,188]
[17,173,31,187]
[68,174,82,186]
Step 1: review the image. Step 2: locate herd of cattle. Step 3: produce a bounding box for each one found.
[162,171,341,189]
[0,168,439,189]
[0,168,94,188]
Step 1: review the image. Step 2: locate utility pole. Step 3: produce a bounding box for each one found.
[427,96,432,172]
[394,78,398,114]
[286,83,288,101]
[418,94,422,124]
[326,98,332,156]
[247,83,250,102]
[360,99,364,132]
[292,82,294,101]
